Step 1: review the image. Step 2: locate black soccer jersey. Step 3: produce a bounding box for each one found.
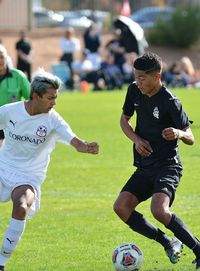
[16,40,31,67]
[16,40,31,56]
[122,82,191,169]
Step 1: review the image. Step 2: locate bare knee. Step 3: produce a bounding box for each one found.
[113,192,139,222]
[151,193,172,225]
[11,185,35,220]
[113,200,127,217]
[151,205,164,220]
[12,203,28,220]
[151,205,171,225]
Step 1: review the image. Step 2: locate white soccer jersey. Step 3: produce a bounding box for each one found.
[0,101,76,185]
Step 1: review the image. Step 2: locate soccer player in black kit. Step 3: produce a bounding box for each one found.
[113,52,200,269]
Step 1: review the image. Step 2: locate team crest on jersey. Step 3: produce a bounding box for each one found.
[153,106,159,119]
[36,125,47,137]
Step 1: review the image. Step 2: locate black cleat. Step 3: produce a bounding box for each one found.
[193,258,200,270]
[0,266,4,271]
[165,238,183,264]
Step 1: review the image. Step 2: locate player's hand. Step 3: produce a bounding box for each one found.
[71,137,99,154]
[86,142,99,154]
[162,127,179,141]
[135,136,153,157]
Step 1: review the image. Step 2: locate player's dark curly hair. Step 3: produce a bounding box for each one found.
[134,52,162,73]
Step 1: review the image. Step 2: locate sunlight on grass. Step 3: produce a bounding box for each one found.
[1,88,200,271]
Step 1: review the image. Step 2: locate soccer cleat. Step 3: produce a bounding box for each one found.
[0,265,4,271]
[193,258,200,270]
[165,238,183,264]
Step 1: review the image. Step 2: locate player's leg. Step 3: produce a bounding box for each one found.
[113,190,138,221]
[113,170,172,247]
[166,211,200,268]
[151,192,183,263]
[151,165,200,267]
[0,185,35,269]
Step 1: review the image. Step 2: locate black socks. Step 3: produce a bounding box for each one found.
[166,213,200,258]
[126,211,200,258]
[126,210,171,247]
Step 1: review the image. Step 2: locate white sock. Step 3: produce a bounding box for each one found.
[0,218,26,266]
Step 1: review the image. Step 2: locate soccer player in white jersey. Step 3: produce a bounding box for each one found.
[0,69,99,270]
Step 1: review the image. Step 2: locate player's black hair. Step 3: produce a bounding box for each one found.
[134,52,162,73]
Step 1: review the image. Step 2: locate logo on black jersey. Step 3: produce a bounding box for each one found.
[36,125,47,137]
[153,107,159,119]
[9,120,17,127]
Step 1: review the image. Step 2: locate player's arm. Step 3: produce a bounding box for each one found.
[53,114,98,154]
[120,112,153,157]
[17,49,31,63]
[165,98,194,145]
[120,113,137,142]
[162,127,194,145]
[71,137,99,154]
[17,49,27,60]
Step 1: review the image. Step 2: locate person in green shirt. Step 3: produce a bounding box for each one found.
[0,45,30,144]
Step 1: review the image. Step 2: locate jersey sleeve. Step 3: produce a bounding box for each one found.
[50,110,76,145]
[56,123,76,144]
[122,83,136,117]
[168,97,191,130]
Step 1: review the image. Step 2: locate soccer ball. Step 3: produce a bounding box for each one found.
[112,243,144,271]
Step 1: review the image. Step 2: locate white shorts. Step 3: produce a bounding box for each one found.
[0,167,41,220]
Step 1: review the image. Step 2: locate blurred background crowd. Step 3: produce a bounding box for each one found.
[1,0,200,91]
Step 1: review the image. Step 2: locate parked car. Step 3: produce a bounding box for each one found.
[33,8,64,28]
[130,6,175,29]
[76,9,110,29]
[58,11,93,29]
[58,9,109,29]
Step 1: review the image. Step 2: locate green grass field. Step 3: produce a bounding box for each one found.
[1,88,200,271]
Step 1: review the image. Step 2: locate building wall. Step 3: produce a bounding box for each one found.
[0,0,31,30]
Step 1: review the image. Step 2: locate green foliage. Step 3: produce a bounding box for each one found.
[147,5,200,48]
[1,89,200,270]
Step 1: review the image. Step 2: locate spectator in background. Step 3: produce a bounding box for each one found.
[122,52,138,84]
[180,56,196,85]
[15,31,32,81]
[161,61,168,84]
[83,23,101,70]
[60,27,80,90]
[0,45,30,145]
[99,52,123,90]
[73,49,106,92]
[73,49,93,76]
[165,61,189,88]
[105,29,126,74]
[72,49,95,83]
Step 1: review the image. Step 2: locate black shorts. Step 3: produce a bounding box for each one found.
[121,165,182,206]
[0,130,4,139]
